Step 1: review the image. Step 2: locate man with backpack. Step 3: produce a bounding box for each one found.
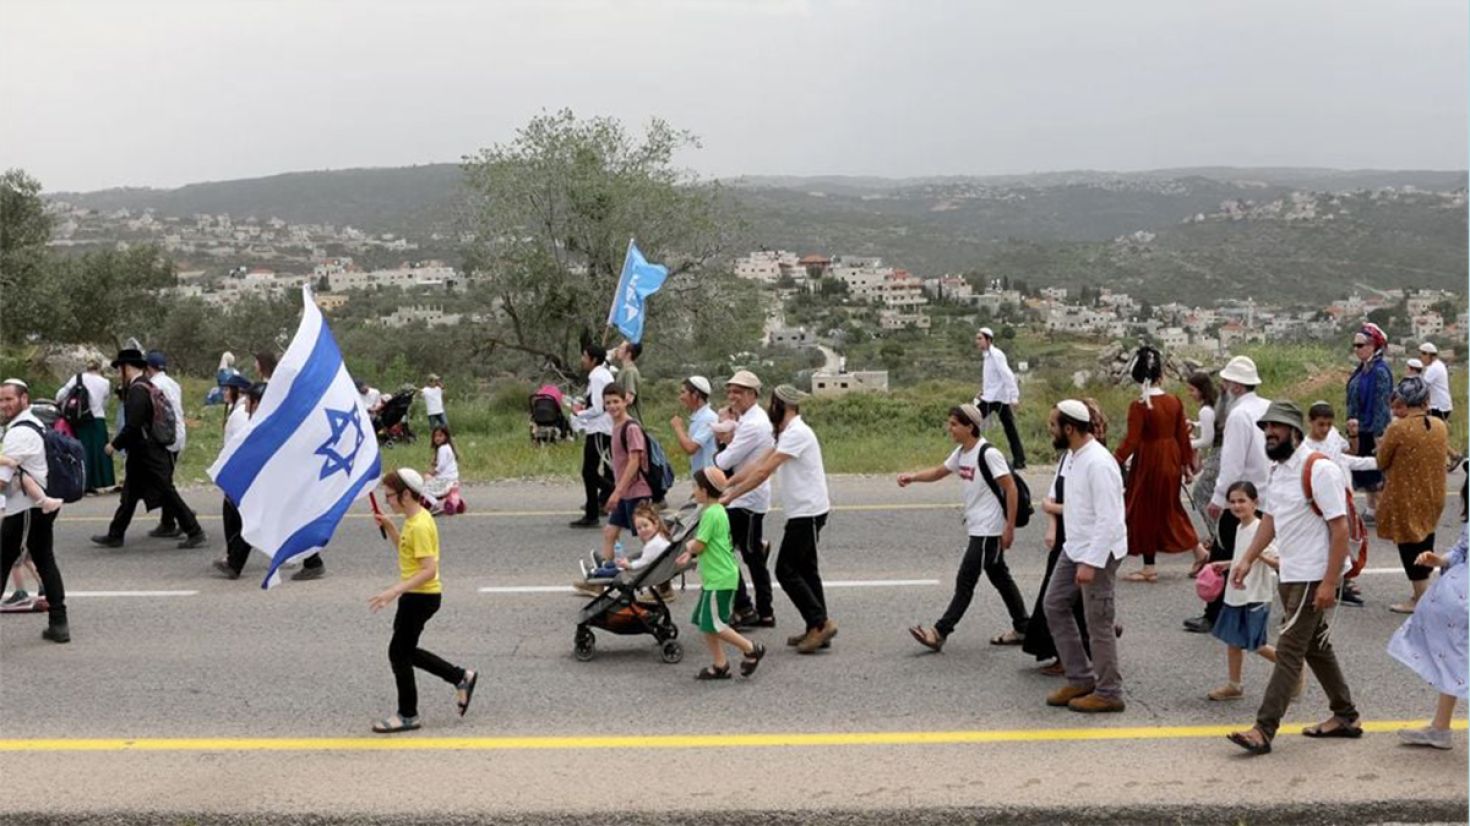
[0,379,71,643]
[898,403,1030,653]
[56,358,114,493]
[91,348,207,550]
[144,350,194,540]
[1226,401,1362,756]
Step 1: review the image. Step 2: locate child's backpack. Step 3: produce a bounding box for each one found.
[977,442,1034,528]
[12,420,87,504]
[1302,452,1369,578]
[141,379,178,447]
[60,373,93,426]
[620,421,675,504]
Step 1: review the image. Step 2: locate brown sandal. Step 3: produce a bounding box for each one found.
[909,625,944,652]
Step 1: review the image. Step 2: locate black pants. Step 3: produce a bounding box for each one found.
[1431,409,1452,422]
[730,508,771,618]
[156,451,187,532]
[108,471,202,540]
[1203,509,1241,623]
[1399,534,1436,583]
[980,401,1026,467]
[1023,544,1089,661]
[223,497,252,574]
[390,593,464,719]
[1,510,66,625]
[580,433,613,520]
[775,513,828,631]
[935,535,1030,637]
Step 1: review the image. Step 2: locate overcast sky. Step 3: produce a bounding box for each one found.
[3,0,1466,192]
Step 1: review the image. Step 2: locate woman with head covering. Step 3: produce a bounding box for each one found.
[1113,346,1202,582]
[1346,323,1394,522]
[1376,376,1450,613]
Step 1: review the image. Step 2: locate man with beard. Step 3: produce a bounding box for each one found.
[1226,401,1360,755]
[1042,399,1128,713]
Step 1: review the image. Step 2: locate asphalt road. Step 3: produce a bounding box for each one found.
[2,473,1466,824]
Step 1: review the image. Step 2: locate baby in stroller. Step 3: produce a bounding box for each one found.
[575,502,675,599]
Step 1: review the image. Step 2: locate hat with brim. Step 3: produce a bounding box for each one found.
[396,467,426,497]
[1420,342,1439,355]
[726,370,762,391]
[1256,400,1305,434]
[687,375,712,396]
[222,373,252,390]
[1218,355,1261,386]
[772,384,809,405]
[111,348,148,369]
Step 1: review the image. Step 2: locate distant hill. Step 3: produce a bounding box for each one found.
[48,165,1467,302]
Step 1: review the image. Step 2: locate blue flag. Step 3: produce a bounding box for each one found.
[607,241,668,344]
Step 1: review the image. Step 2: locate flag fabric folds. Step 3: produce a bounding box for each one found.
[606,241,669,344]
[208,286,382,588]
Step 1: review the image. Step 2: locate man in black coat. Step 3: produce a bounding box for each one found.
[91,349,207,549]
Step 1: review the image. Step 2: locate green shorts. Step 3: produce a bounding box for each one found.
[691,588,735,634]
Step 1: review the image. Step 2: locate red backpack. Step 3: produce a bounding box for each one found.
[1301,452,1370,578]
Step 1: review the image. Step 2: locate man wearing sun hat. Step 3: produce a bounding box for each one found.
[669,375,718,476]
[1419,342,1452,422]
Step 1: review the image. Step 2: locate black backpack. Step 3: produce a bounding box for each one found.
[618,421,675,504]
[976,441,1033,528]
[13,420,87,504]
[60,373,93,426]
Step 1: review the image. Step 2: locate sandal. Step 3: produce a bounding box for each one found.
[1388,602,1417,614]
[1226,727,1272,755]
[990,629,1025,646]
[456,670,478,717]
[739,643,767,677]
[1123,570,1158,583]
[372,713,422,734]
[1302,717,1363,739]
[695,664,731,680]
[909,625,944,652]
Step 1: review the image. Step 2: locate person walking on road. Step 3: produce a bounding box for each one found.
[144,350,194,540]
[678,468,766,680]
[597,384,654,565]
[1185,356,1271,634]
[901,403,1029,653]
[975,327,1026,469]
[670,376,718,476]
[570,343,616,528]
[614,340,644,422]
[92,349,207,550]
[1226,400,1362,756]
[212,374,256,579]
[56,359,115,493]
[1042,399,1128,714]
[1346,323,1394,524]
[714,370,776,629]
[1375,377,1449,614]
[369,468,478,733]
[1419,343,1452,423]
[718,385,836,654]
[1205,481,1283,702]
[0,379,71,643]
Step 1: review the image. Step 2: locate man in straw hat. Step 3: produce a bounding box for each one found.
[713,370,776,629]
[1225,400,1361,755]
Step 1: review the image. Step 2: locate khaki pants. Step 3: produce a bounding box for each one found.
[1044,553,1123,701]
[1255,581,1358,739]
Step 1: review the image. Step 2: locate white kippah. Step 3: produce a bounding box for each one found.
[1,378,28,391]
[1057,399,1090,423]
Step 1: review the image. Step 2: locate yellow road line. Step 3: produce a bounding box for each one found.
[1,719,1461,752]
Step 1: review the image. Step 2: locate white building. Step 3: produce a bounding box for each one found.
[381,305,464,328]
[812,370,889,398]
[734,250,801,283]
[878,309,931,331]
[1413,313,1445,339]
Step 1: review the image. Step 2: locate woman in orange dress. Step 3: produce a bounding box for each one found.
[1114,347,1202,582]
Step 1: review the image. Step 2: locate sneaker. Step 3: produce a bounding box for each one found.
[1068,693,1125,713]
[41,623,70,644]
[1,588,30,606]
[1338,586,1365,607]
[177,532,208,550]
[291,565,326,581]
[1398,726,1454,750]
[90,534,124,548]
[797,620,837,654]
[1046,684,1096,707]
[148,525,183,539]
[788,631,831,649]
[568,517,601,529]
[0,590,35,613]
[1183,615,1213,634]
[212,559,240,580]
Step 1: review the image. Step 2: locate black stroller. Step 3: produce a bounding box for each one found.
[529,383,572,444]
[374,388,416,446]
[574,504,699,664]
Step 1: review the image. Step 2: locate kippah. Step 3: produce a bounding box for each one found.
[1057,399,1090,423]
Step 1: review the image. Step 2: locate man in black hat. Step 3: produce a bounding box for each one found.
[91,349,207,549]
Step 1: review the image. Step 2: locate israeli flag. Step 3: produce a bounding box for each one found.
[606,240,668,344]
[209,286,382,588]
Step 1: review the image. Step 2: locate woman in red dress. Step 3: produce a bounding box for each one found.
[1114,347,1202,582]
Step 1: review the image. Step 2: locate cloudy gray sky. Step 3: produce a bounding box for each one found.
[3,0,1466,192]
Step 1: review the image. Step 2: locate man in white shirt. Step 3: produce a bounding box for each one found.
[1042,399,1127,713]
[145,351,195,539]
[570,343,616,528]
[1226,401,1360,755]
[1419,343,1453,422]
[714,370,776,628]
[898,403,1028,653]
[975,327,1026,469]
[719,385,835,653]
[422,374,447,430]
[1186,355,1272,634]
[669,376,718,475]
[356,380,384,416]
[0,379,70,643]
[56,359,115,492]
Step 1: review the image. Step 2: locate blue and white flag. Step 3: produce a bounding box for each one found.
[606,240,669,344]
[208,286,382,588]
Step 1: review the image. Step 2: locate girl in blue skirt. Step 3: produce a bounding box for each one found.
[1207,481,1281,701]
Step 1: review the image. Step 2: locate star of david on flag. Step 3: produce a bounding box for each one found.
[606,240,668,344]
[209,286,382,588]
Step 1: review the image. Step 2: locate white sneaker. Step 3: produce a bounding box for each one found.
[1398,726,1453,750]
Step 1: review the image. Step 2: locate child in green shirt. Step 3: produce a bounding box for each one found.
[678,469,766,680]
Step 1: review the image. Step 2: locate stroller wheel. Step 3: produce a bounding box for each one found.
[574,628,596,662]
[660,640,683,664]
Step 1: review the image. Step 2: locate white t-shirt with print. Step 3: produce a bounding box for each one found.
[944,438,1012,537]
